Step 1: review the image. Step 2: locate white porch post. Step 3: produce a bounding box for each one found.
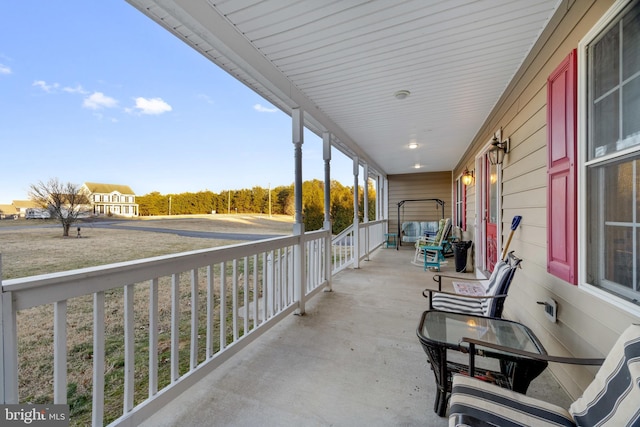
[323,132,333,291]
[292,108,306,314]
[363,164,370,261]
[363,164,369,224]
[374,175,380,221]
[353,157,360,269]
[0,255,18,404]
[383,177,389,230]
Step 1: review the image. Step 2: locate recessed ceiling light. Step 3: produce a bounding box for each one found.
[394,90,410,100]
[413,163,421,169]
[408,142,418,149]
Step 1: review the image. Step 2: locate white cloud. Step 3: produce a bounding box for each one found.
[132,97,172,115]
[83,92,118,110]
[0,64,11,75]
[253,103,278,113]
[33,80,60,93]
[63,85,88,94]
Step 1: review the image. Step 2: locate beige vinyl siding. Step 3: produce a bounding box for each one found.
[388,172,452,244]
[453,0,639,399]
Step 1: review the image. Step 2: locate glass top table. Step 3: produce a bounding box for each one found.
[416,310,548,416]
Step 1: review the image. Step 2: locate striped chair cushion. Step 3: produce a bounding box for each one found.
[431,260,512,317]
[569,324,640,426]
[449,374,575,427]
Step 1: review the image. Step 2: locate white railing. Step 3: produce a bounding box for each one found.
[0,222,386,426]
[360,220,385,259]
[331,225,355,274]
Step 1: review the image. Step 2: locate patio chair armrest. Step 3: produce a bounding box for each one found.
[422,289,507,311]
[422,288,506,300]
[461,337,605,368]
[450,413,498,427]
[420,244,443,251]
[432,273,478,291]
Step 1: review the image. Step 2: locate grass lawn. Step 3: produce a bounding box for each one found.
[0,214,294,279]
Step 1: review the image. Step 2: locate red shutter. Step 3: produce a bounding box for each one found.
[547,50,577,284]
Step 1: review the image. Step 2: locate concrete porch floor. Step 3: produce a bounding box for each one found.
[140,246,572,427]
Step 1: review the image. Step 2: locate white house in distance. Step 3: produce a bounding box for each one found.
[81,182,139,217]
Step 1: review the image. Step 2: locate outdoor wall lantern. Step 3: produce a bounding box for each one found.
[461,168,474,186]
[488,136,510,165]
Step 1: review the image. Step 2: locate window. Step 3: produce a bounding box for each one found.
[583,0,640,304]
[454,177,466,230]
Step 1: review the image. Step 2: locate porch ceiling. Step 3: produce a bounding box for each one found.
[127,0,560,177]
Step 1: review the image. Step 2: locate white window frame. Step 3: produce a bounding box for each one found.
[578,0,640,315]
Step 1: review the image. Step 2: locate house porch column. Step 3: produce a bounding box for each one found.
[292,108,306,314]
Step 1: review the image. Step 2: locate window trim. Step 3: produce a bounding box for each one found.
[578,0,640,315]
[454,175,467,231]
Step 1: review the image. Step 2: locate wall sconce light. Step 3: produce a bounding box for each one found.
[461,168,474,186]
[488,136,510,165]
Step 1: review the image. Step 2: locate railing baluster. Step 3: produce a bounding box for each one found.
[149,278,158,397]
[206,265,214,359]
[268,250,274,317]
[243,257,249,335]
[171,273,180,382]
[252,254,258,330]
[220,262,226,350]
[92,291,105,427]
[284,248,289,308]
[53,300,67,404]
[262,252,268,322]
[190,269,198,370]
[232,259,238,341]
[124,284,134,413]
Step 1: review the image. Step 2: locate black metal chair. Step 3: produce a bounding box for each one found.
[422,251,522,318]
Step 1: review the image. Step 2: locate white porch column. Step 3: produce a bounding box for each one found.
[383,177,389,228]
[322,132,333,291]
[353,157,360,269]
[363,164,369,224]
[323,132,331,225]
[376,175,382,221]
[292,108,306,314]
[0,255,19,404]
[363,163,370,261]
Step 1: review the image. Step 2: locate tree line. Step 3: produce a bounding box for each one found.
[137,179,376,234]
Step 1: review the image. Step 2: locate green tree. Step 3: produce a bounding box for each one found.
[275,185,295,216]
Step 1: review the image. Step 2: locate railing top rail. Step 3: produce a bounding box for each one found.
[301,228,330,242]
[333,224,354,241]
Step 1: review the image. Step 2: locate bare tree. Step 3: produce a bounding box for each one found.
[29,178,90,237]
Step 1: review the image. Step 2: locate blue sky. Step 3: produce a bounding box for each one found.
[0,1,356,203]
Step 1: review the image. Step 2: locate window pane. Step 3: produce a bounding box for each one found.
[623,76,640,141]
[489,164,497,224]
[592,91,619,158]
[606,225,633,288]
[592,23,619,98]
[623,2,640,80]
[587,157,638,301]
[604,160,633,222]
